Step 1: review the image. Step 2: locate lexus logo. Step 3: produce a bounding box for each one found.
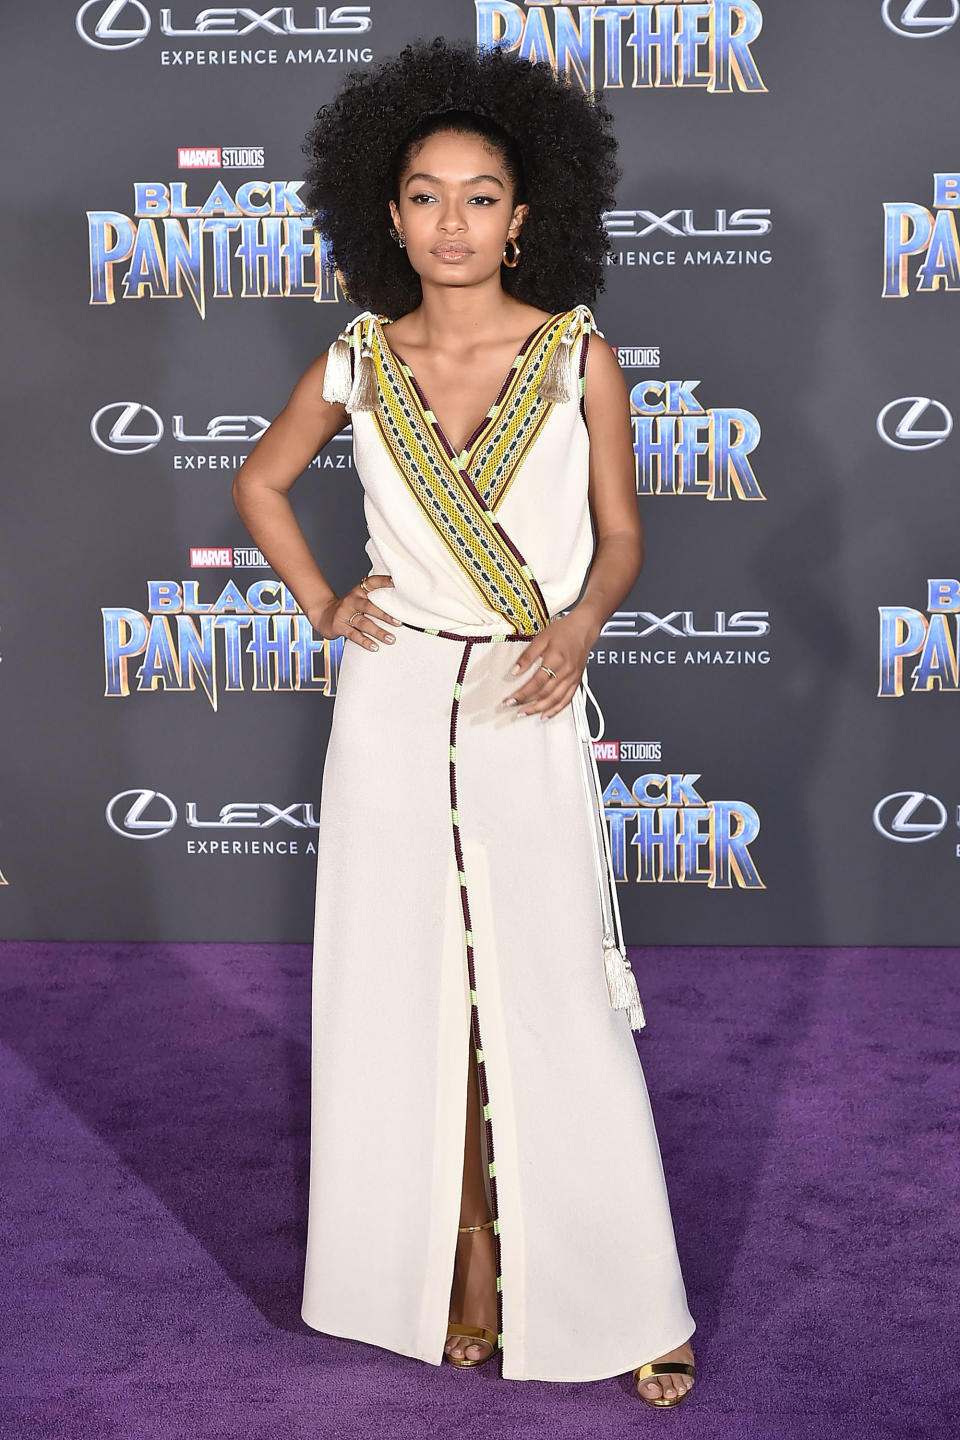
[76,0,151,50]
[91,402,164,455]
[76,2,372,48]
[881,0,958,38]
[106,789,177,840]
[91,405,273,453]
[106,792,321,839]
[876,397,953,451]
[872,791,947,843]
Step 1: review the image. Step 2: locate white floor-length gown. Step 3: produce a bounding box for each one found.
[300,303,696,1382]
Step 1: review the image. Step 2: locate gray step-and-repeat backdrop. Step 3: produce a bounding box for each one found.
[2,4,957,944]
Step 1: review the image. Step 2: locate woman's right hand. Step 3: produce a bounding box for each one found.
[307,574,401,652]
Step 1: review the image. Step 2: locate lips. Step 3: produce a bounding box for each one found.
[432,245,472,257]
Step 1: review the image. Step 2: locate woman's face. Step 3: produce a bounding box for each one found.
[388,129,528,286]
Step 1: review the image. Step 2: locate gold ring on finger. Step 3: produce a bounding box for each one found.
[541,665,557,680]
[360,577,370,594]
[348,609,363,626]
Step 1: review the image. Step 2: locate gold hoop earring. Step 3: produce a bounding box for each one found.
[502,236,521,268]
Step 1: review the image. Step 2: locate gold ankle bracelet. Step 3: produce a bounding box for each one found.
[458,1219,494,1232]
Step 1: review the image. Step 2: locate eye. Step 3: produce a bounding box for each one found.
[407,193,499,206]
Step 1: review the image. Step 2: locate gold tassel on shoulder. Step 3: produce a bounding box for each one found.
[345,315,380,413]
[536,305,600,404]
[536,314,577,403]
[321,326,354,405]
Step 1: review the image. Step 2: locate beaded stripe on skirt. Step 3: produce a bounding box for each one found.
[404,621,529,1358]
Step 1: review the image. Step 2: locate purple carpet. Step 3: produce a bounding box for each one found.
[1,942,956,1439]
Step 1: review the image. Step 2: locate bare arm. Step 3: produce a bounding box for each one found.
[504,335,642,716]
[574,335,644,633]
[232,349,400,650]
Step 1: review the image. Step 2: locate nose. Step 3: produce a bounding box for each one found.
[436,198,467,233]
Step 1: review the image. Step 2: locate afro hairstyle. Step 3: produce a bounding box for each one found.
[301,34,621,319]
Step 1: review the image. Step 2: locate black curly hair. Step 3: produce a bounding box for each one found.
[301,35,621,319]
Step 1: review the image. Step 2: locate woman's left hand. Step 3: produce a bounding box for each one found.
[501,608,600,719]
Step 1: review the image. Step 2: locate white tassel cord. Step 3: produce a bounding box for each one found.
[321,310,382,409]
[572,675,646,1033]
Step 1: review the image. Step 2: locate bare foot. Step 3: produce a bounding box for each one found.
[635,1339,695,1403]
[445,1221,498,1364]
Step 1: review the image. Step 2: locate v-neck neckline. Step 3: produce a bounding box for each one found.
[373,310,566,466]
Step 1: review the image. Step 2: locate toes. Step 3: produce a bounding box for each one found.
[662,1370,692,1399]
[446,1332,492,1363]
[636,1342,694,1401]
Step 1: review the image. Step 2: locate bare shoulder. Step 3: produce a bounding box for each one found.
[510,304,569,344]
[583,327,629,411]
[290,348,352,429]
[516,304,557,332]
[381,311,414,345]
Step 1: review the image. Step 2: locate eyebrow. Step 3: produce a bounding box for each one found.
[404,172,505,189]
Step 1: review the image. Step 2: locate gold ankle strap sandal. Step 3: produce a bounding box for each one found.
[633,1359,696,1408]
[445,1220,498,1368]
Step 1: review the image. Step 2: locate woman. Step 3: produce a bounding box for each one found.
[233,35,697,1407]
